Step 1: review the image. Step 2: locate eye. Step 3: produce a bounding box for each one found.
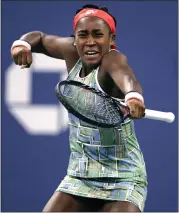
[95,33,103,37]
[78,34,87,38]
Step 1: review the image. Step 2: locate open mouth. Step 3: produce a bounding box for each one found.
[85,51,99,56]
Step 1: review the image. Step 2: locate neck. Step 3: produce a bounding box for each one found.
[80,61,100,78]
[80,64,95,78]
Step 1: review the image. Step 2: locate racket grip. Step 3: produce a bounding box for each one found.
[144,109,175,123]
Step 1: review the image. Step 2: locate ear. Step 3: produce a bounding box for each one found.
[73,36,77,46]
[110,34,116,47]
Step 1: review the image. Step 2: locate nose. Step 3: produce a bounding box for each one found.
[86,36,95,46]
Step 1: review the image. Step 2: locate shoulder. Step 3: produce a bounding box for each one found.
[102,49,127,66]
[43,34,76,52]
[59,37,79,71]
[52,36,79,62]
[55,36,74,45]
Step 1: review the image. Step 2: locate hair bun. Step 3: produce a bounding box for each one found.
[82,4,99,9]
[100,7,108,12]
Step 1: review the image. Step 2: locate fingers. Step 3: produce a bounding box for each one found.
[27,51,32,65]
[18,56,22,65]
[22,51,27,65]
[11,45,32,68]
[126,99,145,119]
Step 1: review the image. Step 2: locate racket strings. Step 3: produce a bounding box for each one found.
[60,84,124,125]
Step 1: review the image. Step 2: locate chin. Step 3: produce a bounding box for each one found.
[83,60,101,69]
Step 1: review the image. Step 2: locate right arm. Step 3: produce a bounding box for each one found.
[11,31,79,71]
[20,31,74,59]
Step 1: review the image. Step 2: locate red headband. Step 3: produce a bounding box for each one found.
[73,8,116,34]
[73,8,117,49]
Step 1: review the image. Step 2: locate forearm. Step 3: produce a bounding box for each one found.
[107,55,145,118]
[20,31,49,55]
[111,63,143,95]
[103,50,145,118]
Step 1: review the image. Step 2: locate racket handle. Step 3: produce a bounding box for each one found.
[144,109,175,123]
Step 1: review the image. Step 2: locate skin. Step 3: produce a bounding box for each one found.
[42,191,140,212]
[11,15,145,212]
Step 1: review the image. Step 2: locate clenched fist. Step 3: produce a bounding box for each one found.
[126,98,145,119]
[11,40,32,68]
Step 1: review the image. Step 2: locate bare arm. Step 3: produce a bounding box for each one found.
[11,31,79,71]
[20,31,75,60]
[102,50,143,95]
[102,50,145,119]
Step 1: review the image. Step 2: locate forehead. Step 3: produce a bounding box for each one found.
[75,16,109,32]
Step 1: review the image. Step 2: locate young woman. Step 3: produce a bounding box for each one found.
[11,4,147,212]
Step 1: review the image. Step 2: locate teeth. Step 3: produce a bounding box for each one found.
[86,52,97,55]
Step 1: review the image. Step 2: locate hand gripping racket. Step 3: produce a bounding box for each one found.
[55,80,175,127]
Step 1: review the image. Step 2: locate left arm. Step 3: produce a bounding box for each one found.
[102,50,145,119]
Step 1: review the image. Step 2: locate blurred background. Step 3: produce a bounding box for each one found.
[2,1,178,212]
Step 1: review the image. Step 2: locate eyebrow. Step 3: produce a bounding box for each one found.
[77,29,102,33]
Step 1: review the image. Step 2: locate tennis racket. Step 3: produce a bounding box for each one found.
[55,80,175,127]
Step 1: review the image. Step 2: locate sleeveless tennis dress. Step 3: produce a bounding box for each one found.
[56,59,148,211]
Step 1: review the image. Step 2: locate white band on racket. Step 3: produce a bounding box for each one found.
[125,91,144,103]
[11,40,31,51]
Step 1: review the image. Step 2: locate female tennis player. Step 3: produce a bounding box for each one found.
[11,4,147,212]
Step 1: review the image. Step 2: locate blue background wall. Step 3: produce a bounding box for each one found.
[2,1,178,212]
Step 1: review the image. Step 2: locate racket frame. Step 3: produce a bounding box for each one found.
[55,80,128,127]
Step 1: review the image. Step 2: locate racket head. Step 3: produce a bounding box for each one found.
[55,80,129,127]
